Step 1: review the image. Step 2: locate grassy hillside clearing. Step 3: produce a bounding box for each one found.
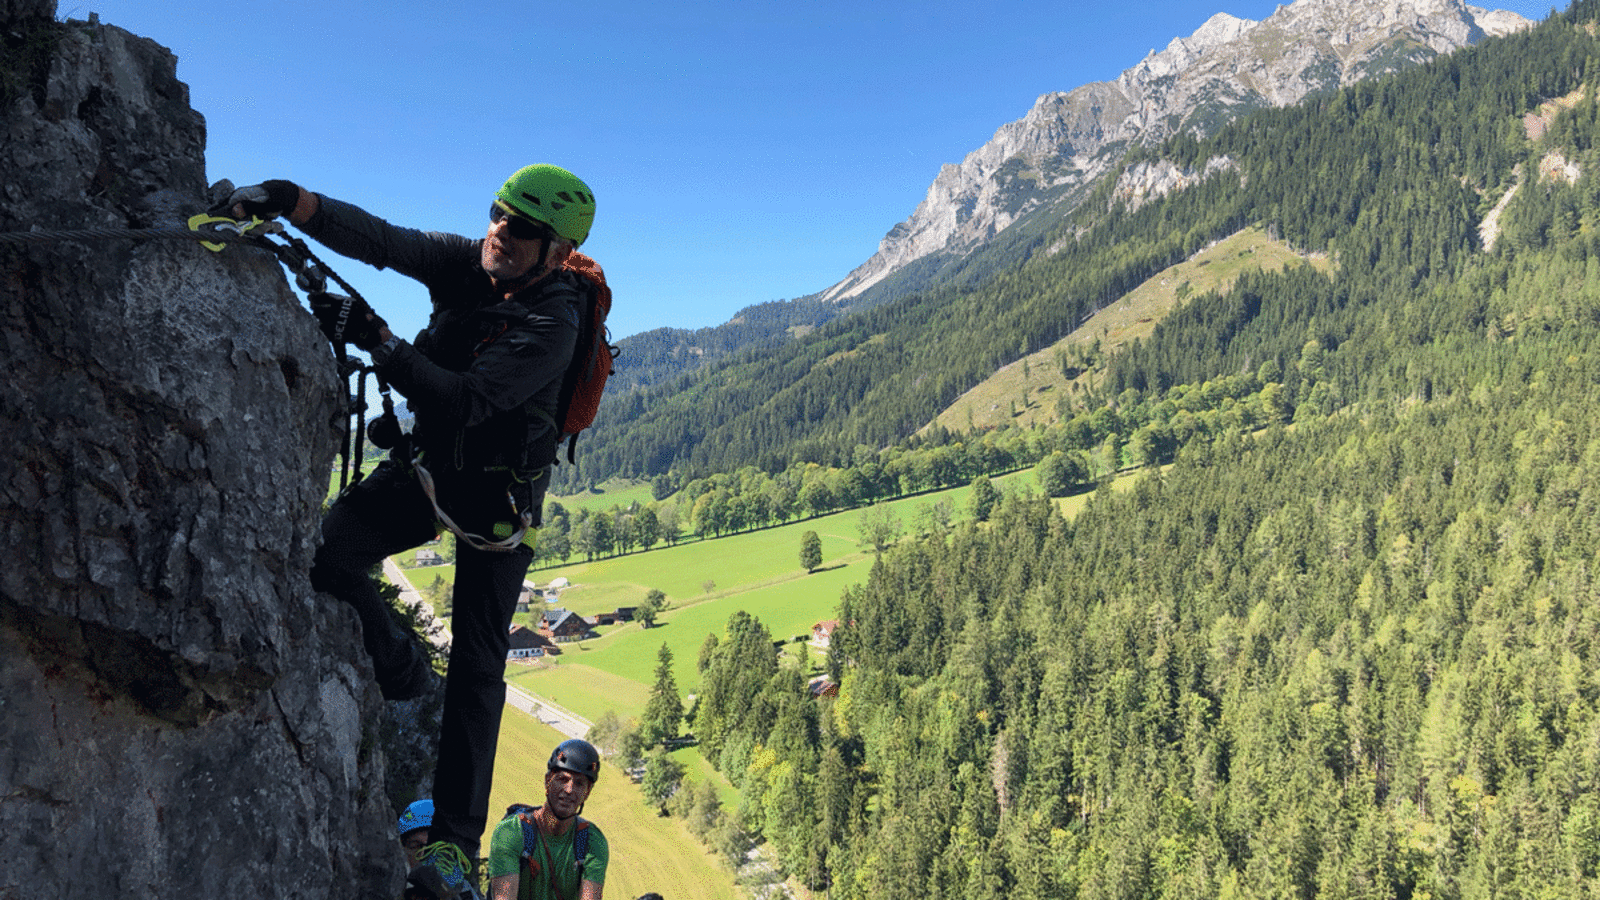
[927,226,1332,434]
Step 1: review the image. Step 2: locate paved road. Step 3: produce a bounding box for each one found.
[383,558,450,650]
[504,683,592,739]
[385,559,588,739]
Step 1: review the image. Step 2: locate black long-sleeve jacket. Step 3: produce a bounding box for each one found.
[301,194,583,475]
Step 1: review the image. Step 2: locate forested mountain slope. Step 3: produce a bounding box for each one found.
[676,6,1600,897]
[598,0,1527,417]
[566,8,1577,491]
[604,294,838,395]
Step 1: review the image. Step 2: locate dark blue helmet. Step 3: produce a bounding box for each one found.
[548,739,601,785]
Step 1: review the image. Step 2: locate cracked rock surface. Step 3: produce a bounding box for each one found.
[0,2,400,896]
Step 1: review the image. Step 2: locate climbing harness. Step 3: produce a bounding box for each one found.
[412,461,535,553]
[0,212,395,491]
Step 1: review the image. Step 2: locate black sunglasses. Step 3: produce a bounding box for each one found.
[489,202,553,242]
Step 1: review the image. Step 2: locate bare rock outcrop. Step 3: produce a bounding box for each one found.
[0,2,399,896]
[1112,156,1242,212]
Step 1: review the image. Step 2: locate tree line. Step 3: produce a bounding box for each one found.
[534,363,1303,566]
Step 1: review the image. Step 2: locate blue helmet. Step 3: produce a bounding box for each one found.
[398,798,434,835]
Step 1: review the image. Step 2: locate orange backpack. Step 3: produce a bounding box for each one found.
[550,251,617,465]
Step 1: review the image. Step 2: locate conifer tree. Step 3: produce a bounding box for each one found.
[967,475,1002,522]
[641,642,682,748]
[640,749,684,815]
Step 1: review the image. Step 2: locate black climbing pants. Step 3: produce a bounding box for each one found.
[310,460,533,860]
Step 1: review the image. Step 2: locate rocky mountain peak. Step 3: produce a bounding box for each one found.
[822,0,1533,303]
[1131,12,1259,81]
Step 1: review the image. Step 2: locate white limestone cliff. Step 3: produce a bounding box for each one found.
[823,0,1534,302]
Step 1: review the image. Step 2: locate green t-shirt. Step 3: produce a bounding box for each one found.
[487,812,609,900]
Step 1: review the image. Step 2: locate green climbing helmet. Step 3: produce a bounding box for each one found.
[495,164,596,247]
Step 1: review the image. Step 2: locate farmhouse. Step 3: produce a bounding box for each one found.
[811,620,839,649]
[593,607,638,626]
[507,624,557,659]
[540,608,596,643]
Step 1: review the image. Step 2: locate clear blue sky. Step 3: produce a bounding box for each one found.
[80,0,1555,342]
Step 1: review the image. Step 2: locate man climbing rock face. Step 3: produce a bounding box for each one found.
[226,165,597,900]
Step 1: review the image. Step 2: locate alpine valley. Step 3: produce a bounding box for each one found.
[12,0,1600,894]
[577,0,1600,896]
[586,0,1539,487]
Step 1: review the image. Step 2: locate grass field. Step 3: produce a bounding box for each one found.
[929,227,1333,434]
[508,474,1030,711]
[407,466,1118,727]
[549,478,659,514]
[485,705,742,900]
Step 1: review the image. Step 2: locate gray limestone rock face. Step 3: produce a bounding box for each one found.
[0,4,402,897]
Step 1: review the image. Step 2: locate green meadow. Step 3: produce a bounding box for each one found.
[508,476,1007,708]
[546,478,658,514]
[396,465,1124,725]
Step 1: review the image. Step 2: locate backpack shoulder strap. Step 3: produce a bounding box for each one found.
[574,816,590,877]
[546,254,617,465]
[518,809,591,876]
[519,811,541,866]
[563,252,611,317]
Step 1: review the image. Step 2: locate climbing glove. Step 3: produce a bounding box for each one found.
[224,179,301,219]
[309,292,386,351]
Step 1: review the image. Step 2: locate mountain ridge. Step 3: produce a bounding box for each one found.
[820,0,1533,303]
[569,3,1578,489]
[582,0,1539,489]
[606,0,1534,407]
